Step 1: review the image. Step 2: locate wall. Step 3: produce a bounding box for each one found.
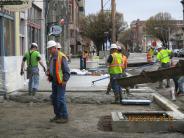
[4,55,47,93]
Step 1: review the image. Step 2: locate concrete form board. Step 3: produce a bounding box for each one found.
[153,93,184,119]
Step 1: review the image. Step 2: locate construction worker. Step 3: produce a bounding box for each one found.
[118,46,130,94]
[147,46,155,63]
[47,40,70,123]
[57,42,62,51]
[118,46,128,75]
[106,46,128,94]
[20,43,46,96]
[156,44,173,88]
[107,44,123,103]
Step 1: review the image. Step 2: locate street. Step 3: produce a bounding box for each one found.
[0,53,184,138]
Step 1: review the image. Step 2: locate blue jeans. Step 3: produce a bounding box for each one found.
[51,83,68,119]
[28,67,39,94]
[110,74,122,94]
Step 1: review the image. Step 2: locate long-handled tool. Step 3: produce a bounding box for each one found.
[92,76,109,86]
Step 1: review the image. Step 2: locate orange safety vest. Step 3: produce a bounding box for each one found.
[122,55,128,70]
[49,51,67,84]
[147,52,152,63]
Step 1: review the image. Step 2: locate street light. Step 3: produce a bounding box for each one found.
[154,27,171,49]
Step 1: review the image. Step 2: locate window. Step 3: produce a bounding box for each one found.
[4,18,15,56]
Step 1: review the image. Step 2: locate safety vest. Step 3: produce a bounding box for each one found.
[147,52,152,63]
[122,55,128,70]
[50,51,67,84]
[108,52,123,74]
[147,49,154,63]
[24,50,41,67]
[156,49,172,64]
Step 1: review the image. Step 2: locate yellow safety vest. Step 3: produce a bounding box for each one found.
[49,51,67,84]
[108,52,123,74]
[157,49,172,64]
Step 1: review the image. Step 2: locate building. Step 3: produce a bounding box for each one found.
[130,19,184,52]
[69,0,85,56]
[0,1,45,95]
[46,0,70,55]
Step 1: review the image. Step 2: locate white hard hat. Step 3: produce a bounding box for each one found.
[31,43,38,48]
[57,42,62,49]
[117,46,122,50]
[157,44,162,49]
[47,40,57,49]
[110,43,118,49]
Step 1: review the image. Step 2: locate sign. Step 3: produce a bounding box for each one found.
[2,0,32,12]
[0,0,23,5]
[152,41,157,47]
[49,25,62,36]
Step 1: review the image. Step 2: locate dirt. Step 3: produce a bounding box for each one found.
[0,100,184,138]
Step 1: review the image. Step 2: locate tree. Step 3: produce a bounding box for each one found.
[145,12,175,48]
[79,12,125,54]
[118,28,133,51]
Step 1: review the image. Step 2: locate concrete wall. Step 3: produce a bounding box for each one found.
[4,55,46,93]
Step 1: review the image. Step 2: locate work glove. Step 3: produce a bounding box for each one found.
[20,69,24,76]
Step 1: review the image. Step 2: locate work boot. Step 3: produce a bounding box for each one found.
[114,93,119,104]
[55,118,68,124]
[50,116,59,122]
[125,87,130,94]
[32,88,37,96]
[106,82,111,95]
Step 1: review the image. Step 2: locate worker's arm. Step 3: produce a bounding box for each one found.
[168,50,173,59]
[37,56,46,72]
[61,56,70,86]
[107,55,113,63]
[156,53,161,62]
[20,55,27,75]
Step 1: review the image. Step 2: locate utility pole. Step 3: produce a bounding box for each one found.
[111,0,116,43]
[181,0,184,22]
[101,0,103,13]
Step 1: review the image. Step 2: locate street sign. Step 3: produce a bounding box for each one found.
[49,25,62,36]
[0,0,23,5]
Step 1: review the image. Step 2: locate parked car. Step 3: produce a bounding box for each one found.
[173,49,180,57]
[178,48,184,57]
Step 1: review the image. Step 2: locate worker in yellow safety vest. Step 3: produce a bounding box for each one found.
[107,44,123,103]
[156,44,173,89]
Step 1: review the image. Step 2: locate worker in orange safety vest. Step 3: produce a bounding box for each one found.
[147,46,155,63]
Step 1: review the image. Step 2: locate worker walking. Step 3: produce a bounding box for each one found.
[107,44,123,103]
[156,44,173,88]
[20,43,46,96]
[47,40,70,123]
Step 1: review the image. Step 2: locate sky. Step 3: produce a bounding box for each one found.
[85,0,183,25]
